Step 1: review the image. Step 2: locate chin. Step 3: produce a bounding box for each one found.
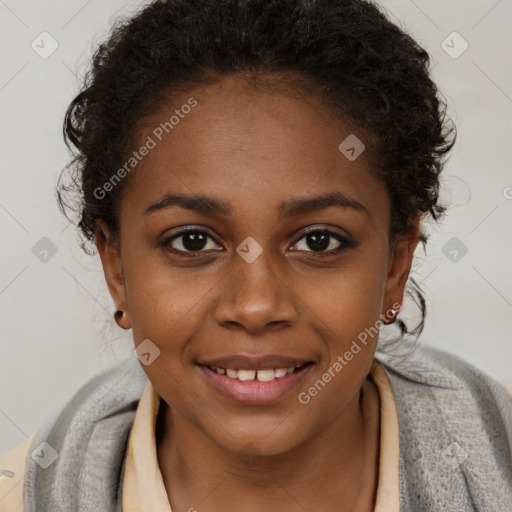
[211,424,307,458]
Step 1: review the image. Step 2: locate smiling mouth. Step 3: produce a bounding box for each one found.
[197,360,315,405]
[204,363,313,382]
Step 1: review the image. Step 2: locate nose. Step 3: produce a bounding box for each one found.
[212,247,299,335]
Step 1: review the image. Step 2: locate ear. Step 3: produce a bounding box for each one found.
[383,221,421,314]
[95,220,128,314]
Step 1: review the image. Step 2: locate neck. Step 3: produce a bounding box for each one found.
[156,377,380,512]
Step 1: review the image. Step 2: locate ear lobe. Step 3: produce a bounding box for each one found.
[95,220,127,310]
[384,221,421,306]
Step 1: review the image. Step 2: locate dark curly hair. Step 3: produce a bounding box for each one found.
[56,0,456,344]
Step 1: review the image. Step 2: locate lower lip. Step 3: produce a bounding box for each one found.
[198,364,314,405]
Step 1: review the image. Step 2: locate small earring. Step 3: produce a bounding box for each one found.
[114,309,130,329]
[381,308,398,325]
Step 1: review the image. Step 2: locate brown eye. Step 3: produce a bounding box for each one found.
[162,229,220,254]
[291,229,356,255]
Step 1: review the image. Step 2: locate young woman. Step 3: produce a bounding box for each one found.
[1,0,511,510]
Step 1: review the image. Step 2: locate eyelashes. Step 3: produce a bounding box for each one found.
[161,226,357,257]
[291,227,356,254]
[162,228,220,255]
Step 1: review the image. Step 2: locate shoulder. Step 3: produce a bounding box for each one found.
[376,341,512,506]
[376,340,512,451]
[376,344,512,448]
[0,433,35,512]
[1,358,147,512]
[59,357,148,417]
[378,339,509,388]
[36,357,148,434]
[377,341,512,419]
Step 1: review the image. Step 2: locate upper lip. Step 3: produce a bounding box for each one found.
[198,354,314,370]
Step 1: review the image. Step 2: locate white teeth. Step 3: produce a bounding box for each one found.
[256,369,275,381]
[237,369,256,381]
[212,365,304,381]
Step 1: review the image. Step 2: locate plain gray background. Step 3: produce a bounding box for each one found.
[1,0,511,453]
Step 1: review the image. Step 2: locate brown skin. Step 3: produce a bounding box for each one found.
[96,75,420,511]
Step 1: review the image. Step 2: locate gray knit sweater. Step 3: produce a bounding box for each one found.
[23,342,512,511]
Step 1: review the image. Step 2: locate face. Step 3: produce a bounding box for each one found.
[97,74,418,456]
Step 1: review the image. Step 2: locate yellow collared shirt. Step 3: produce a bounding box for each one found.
[121,361,400,512]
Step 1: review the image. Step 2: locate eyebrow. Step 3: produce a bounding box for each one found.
[143,191,369,218]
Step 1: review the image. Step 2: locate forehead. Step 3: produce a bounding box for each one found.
[119,75,389,226]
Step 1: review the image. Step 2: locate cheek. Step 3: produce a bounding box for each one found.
[123,252,216,364]
[303,251,389,381]
[294,267,385,421]
[125,264,214,416]
[305,256,388,333]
